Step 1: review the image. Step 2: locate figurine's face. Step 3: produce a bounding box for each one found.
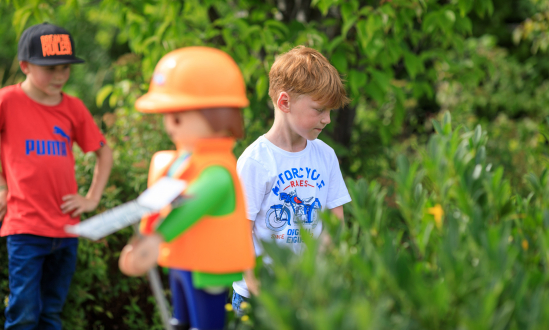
[163,110,215,150]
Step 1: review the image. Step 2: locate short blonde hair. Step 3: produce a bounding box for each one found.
[268,46,350,110]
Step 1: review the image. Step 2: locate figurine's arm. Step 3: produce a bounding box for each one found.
[155,165,234,242]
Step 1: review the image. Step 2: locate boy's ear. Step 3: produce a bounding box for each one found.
[276,92,291,113]
[19,61,30,74]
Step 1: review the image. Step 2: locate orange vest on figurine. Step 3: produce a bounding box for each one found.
[141,138,254,274]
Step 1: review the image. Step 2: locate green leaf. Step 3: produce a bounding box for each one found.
[364,37,384,59]
[403,51,424,79]
[432,119,443,134]
[397,154,410,177]
[340,2,355,23]
[349,69,367,96]
[442,111,452,134]
[366,14,383,37]
[487,0,495,16]
[422,12,439,33]
[369,69,391,93]
[96,85,113,108]
[444,10,456,24]
[358,6,373,17]
[222,28,234,47]
[355,20,369,50]
[327,36,344,54]
[458,0,474,16]
[457,16,472,34]
[331,49,348,73]
[108,90,119,108]
[473,125,482,145]
[342,16,357,38]
[265,20,289,36]
[365,82,385,104]
[256,74,268,100]
[313,0,337,16]
[13,5,33,38]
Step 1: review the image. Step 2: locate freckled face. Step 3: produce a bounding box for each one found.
[163,110,214,150]
[288,95,331,141]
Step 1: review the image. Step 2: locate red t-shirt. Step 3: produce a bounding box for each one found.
[0,84,106,237]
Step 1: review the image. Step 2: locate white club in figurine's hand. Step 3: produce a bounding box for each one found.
[119,233,163,276]
[64,177,186,240]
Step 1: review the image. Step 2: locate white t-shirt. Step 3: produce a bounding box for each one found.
[232,135,351,297]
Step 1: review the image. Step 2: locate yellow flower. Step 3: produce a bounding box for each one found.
[225,303,233,311]
[427,204,444,229]
[522,239,529,251]
[242,315,250,322]
[240,302,249,309]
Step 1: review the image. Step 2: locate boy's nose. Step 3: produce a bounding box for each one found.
[54,68,68,79]
[53,73,65,81]
[320,112,331,124]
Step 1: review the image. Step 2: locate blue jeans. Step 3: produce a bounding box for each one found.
[231,291,249,317]
[4,234,78,330]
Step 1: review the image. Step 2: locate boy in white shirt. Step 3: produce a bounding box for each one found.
[232,46,352,314]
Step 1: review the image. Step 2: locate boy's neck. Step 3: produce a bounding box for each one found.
[20,80,63,106]
[264,121,308,152]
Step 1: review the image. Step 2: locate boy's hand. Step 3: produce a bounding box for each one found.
[0,186,7,221]
[119,234,163,276]
[244,268,260,296]
[61,194,99,217]
[318,230,333,254]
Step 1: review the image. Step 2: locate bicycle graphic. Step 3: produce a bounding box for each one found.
[265,190,321,232]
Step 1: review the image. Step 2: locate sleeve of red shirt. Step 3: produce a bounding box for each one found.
[72,98,107,153]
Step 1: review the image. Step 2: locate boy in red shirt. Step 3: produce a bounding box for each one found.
[0,23,113,329]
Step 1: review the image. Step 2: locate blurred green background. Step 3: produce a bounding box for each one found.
[2,0,549,329]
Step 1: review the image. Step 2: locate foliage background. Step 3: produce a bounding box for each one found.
[2,0,549,328]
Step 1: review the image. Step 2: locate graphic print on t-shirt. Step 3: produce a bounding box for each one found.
[266,167,324,244]
[25,126,70,157]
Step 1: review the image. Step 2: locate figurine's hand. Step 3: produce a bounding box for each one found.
[119,234,163,276]
[61,194,99,217]
[0,186,7,221]
[243,268,260,296]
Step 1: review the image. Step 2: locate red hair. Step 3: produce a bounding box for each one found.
[268,46,350,109]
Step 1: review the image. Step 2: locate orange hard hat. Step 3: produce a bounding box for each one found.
[135,47,249,113]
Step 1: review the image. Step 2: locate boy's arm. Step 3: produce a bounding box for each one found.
[0,174,6,221]
[243,220,260,295]
[326,148,351,222]
[319,207,344,254]
[0,135,6,221]
[61,144,113,217]
[87,144,114,203]
[330,205,344,221]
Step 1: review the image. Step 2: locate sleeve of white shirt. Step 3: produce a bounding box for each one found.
[326,150,352,209]
[237,156,270,221]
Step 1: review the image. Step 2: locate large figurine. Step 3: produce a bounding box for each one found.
[118,47,255,330]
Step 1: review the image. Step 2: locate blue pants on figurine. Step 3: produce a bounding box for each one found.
[169,269,228,330]
[4,234,78,330]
